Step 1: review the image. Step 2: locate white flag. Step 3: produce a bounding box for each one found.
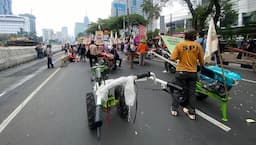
[204,17,218,62]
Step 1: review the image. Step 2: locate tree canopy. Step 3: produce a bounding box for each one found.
[159,0,237,32]
[86,14,147,35]
[141,0,162,30]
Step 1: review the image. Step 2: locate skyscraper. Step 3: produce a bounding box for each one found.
[19,14,36,34]
[74,16,90,37]
[84,16,89,26]
[0,15,25,34]
[111,0,126,17]
[0,0,12,15]
[129,0,143,16]
[61,27,68,42]
[42,29,54,42]
[74,22,85,37]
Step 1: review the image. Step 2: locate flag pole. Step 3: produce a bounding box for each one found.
[217,43,229,100]
[206,17,229,100]
[205,16,229,121]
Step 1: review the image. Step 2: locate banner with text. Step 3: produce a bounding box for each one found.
[161,36,184,53]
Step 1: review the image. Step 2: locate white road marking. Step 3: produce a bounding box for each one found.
[195,109,231,132]
[0,68,60,134]
[0,59,59,98]
[0,92,6,98]
[242,78,256,84]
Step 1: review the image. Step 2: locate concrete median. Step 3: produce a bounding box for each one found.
[0,45,61,71]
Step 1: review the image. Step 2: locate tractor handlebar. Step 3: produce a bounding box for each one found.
[136,72,151,79]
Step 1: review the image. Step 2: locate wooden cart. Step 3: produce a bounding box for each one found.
[221,48,256,72]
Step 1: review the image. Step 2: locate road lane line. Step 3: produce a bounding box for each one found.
[0,68,60,134]
[195,109,231,132]
[242,78,256,84]
[0,59,59,99]
[0,92,6,98]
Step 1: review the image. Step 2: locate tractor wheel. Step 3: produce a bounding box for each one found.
[196,92,208,101]
[114,86,128,119]
[86,92,96,129]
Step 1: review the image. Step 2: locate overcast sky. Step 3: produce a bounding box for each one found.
[12,0,113,36]
[12,0,185,36]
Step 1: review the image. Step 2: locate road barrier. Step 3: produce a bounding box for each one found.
[0,45,61,71]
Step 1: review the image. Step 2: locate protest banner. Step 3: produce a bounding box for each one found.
[161,36,184,53]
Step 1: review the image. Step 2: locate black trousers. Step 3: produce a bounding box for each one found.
[171,71,197,114]
[89,55,98,67]
[113,57,122,69]
[47,56,54,68]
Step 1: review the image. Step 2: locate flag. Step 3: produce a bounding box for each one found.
[138,25,146,41]
[114,32,118,44]
[110,31,113,39]
[205,17,218,62]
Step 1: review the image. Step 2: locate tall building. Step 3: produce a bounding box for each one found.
[74,22,86,37]
[111,0,126,16]
[55,31,62,42]
[0,0,12,15]
[84,16,89,26]
[74,16,90,37]
[60,27,68,42]
[0,15,25,34]
[61,27,68,42]
[234,0,256,26]
[19,13,36,34]
[42,29,54,42]
[129,0,144,16]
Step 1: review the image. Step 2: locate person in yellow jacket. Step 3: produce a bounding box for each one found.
[170,30,204,120]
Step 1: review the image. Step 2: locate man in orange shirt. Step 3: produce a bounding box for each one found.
[137,39,148,66]
[170,30,204,120]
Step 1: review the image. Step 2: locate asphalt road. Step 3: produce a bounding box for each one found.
[0,52,255,145]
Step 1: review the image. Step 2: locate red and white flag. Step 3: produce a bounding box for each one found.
[205,17,218,62]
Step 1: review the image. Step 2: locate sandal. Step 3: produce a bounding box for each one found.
[183,107,196,120]
[171,110,178,116]
[170,107,178,116]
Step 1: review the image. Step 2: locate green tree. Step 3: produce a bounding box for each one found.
[86,14,147,35]
[147,29,160,39]
[183,0,220,31]
[141,0,162,31]
[160,0,238,32]
[220,1,238,27]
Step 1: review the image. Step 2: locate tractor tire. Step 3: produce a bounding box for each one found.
[114,85,128,119]
[86,92,96,130]
[196,92,208,101]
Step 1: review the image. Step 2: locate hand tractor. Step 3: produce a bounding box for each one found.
[149,50,241,121]
[86,65,182,138]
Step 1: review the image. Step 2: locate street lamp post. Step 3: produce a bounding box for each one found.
[126,0,130,40]
[126,0,134,69]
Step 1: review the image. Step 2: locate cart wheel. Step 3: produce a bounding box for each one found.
[114,86,128,119]
[196,92,208,101]
[86,92,96,129]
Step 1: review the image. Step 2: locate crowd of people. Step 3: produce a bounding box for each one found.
[58,37,160,70]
